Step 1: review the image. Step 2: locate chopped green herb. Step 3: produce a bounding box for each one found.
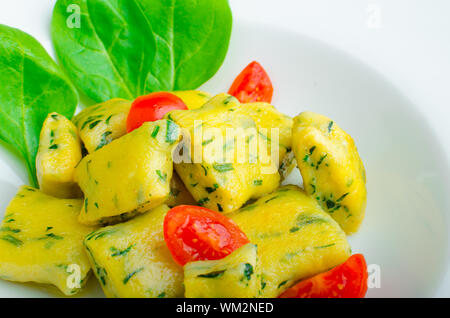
[157,292,166,298]
[105,115,113,125]
[151,125,160,138]
[198,270,226,278]
[1,235,23,247]
[316,154,328,170]
[265,195,280,203]
[0,227,20,233]
[95,131,113,150]
[205,184,219,193]
[328,121,334,133]
[217,203,223,212]
[337,192,349,202]
[156,170,167,182]
[110,244,134,257]
[89,120,102,129]
[315,243,336,249]
[243,263,254,280]
[253,180,263,186]
[48,144,58,150]
[213,163,234,172]
[198,197,210,206]
[123,267,144,284]
[278,280,288,288]
[202,137,215,146]
[223,96,235,105]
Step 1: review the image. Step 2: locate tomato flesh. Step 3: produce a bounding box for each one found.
[163,205,250,266]
[279,254,368,298]
[126,92,187,132]
[228,61,273,103]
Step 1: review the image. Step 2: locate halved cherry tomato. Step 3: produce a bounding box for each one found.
[126,92,187,132]
[163,205,250,266]
[228,61,273,103]
[279,254,368,298]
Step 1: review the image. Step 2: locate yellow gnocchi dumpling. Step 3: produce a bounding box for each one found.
[84,204,184,298]
[184,243,260,298]
[0,186,95,295]
[73,98,132,153]
[75,119,181,225]
[229,185,351,297]
[36,112,82,198]
[172,90,211,109]
[292,111,367,234]
[167,93,280,213]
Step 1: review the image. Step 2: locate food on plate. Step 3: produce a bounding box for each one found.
[167,93,281,213]
[36,112,82,198]
[292,112,367,234]
[228,185,351,297]
[73,98,132,154]
[0,1,369,299]
[0,186,94,295]
[84,204,183,298]
[184,243,260,298]
[279,254,368,298]
[75,120,181,225]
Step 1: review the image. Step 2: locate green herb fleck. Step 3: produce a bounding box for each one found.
[110,244,134,257]
[328,121,334,133]
[198,197,210,206]
[156,170,167,182]
[151,125,160,138]
[243,263,254,280]
[213,163,234,172]
[1,235,23,247]
[123,267,144,284]
[198,270,226,278]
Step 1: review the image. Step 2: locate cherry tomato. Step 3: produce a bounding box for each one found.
[163,205,250,266]
[279,254,368,298]
[126,92,187,132]
[228,61,273,103]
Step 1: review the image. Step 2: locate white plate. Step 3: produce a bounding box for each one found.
[0,14,449,297]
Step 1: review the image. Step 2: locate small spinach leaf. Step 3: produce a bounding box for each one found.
[51,0,232,103]
[0,25,78,186]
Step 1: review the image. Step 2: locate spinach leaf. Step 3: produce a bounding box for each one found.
[51,0,232,103]
[0,25,78,186]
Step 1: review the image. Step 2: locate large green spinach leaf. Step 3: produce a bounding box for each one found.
[0,24,78,186]
[51,0,232,103]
